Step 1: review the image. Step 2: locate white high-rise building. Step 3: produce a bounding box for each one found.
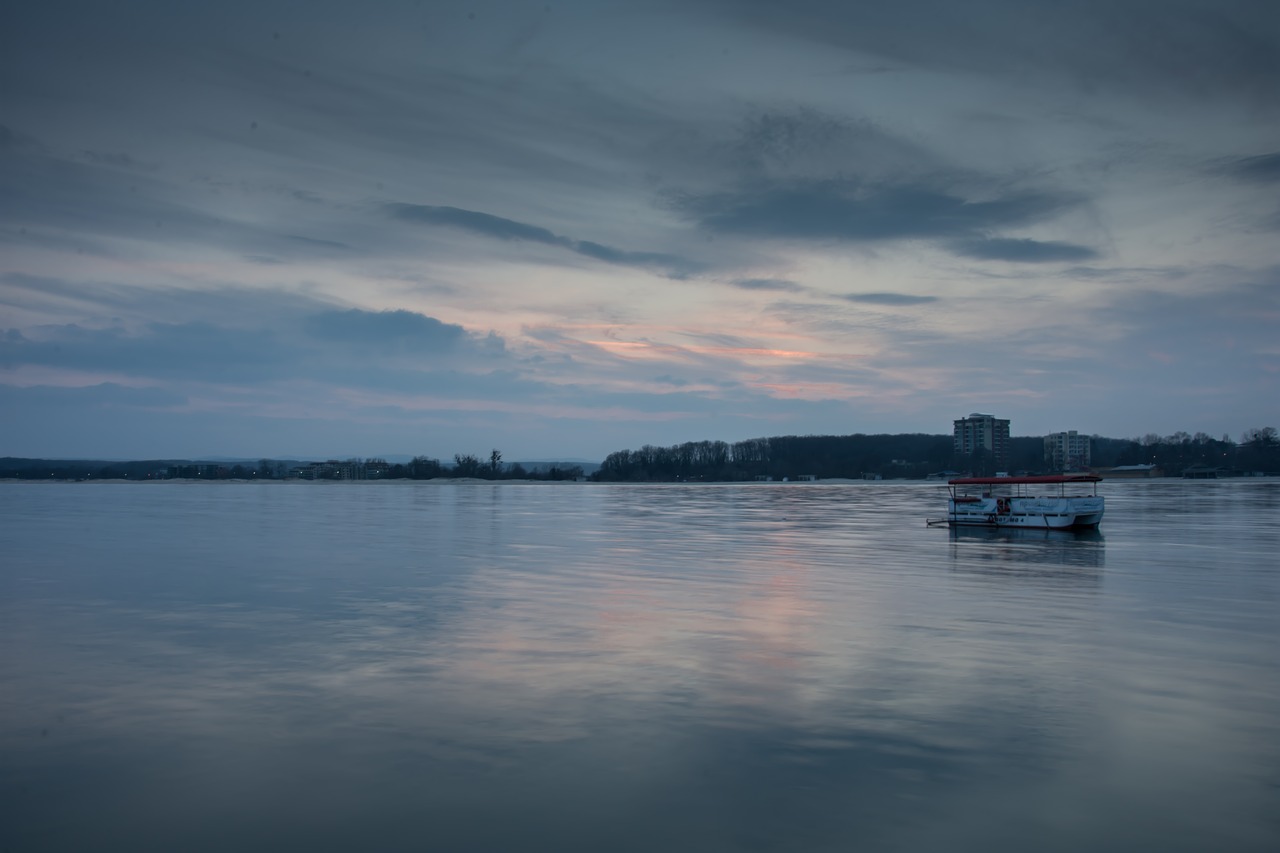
[1044,431,1091,471]
[953,413,1010,469]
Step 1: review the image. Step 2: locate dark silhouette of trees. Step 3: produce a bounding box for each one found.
[452,453,483,477]
[409,456,444,479]
[530,464,583,481]
[372,452,582,481]
[1239,427,1279,472]
[4,425,1273,483]
[1242,426,1277,447]
[1095,431,1242,474]
[592,427,1278,482]
[595,434,954,482]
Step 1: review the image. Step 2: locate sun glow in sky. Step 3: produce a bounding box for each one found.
[2,0,1277,460]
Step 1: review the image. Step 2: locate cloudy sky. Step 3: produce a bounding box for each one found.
[3,0,1278,461]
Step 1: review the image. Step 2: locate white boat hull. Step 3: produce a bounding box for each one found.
[948,496,1104,529]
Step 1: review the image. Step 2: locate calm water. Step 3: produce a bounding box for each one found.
[2,480,1277,852]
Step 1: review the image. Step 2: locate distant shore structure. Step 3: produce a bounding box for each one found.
[953,413,1011,471]
[1096,464,1162,478]
[1044,430,1092,471]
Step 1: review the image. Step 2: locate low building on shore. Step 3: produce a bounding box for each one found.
[1095,464,1162,479]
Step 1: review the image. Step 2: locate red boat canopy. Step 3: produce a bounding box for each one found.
[948,474,1103,486]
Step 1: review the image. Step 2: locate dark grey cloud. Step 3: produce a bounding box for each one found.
[0,136,374,262]
[574,240,696,274]
[675,179,1079,243]
[304,309,502,355]
[1,272,334,327]
[733,110,849,173]
[1057,264,1192,282]
[705,0,1280,107]
[951,238,1100,263]
[1215,152,1280,183]
[0,123,44,152]
[78,150,157,171]
[0,227,120,259]
[286,235,351,253]
[842,293,939,306]
[678,331,763,351]
[650,105,1098,267]
[646,106,946,210]
[0,382,186,410]
[2,2,689,219]
[1,322,294,383]
[732,278,807,292]
[722,108,933,181]
[0,146,225,241]
[389,205,564,245]
[1,302,509,387]
[388,203,701,277]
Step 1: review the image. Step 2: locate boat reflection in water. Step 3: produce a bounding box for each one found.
[947,525,1105,578]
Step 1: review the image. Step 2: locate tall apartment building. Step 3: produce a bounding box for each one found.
[953,413,1010,470]
[1044,430,1091,471]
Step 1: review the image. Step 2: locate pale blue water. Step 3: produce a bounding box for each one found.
[2,480,1277,852]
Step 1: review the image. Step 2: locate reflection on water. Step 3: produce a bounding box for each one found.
[949,527,1106,576]
[1,480,1278,852]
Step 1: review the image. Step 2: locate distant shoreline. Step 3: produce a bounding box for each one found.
[10,476,907,485]
[5,476,1272,486]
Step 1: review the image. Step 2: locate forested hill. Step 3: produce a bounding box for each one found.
[593,434,958,482]
[591,429,1280,482]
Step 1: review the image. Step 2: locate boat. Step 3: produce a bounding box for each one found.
[939,474,1104,529]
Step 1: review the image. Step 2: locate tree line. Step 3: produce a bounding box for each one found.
[593,434,955,481]
[0,451,584,482]
[1093,428,1277,476]
[590,428,1280,482]
[2,428,1275,482]
[401,451,583,481]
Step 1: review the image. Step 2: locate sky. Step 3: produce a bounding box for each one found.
[2,0,1278,461]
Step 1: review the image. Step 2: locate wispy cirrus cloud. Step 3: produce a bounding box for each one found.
[841,293,939,306]
[1216,152,1280,184]
[704,0,1280,106]
[674,178,1082,246]
[303,309,500,355]
[951,237,1099,263]
[387,203,702,277]
[731,278,807,292]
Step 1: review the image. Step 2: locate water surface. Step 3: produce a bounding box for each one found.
[2,481,1277,851]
